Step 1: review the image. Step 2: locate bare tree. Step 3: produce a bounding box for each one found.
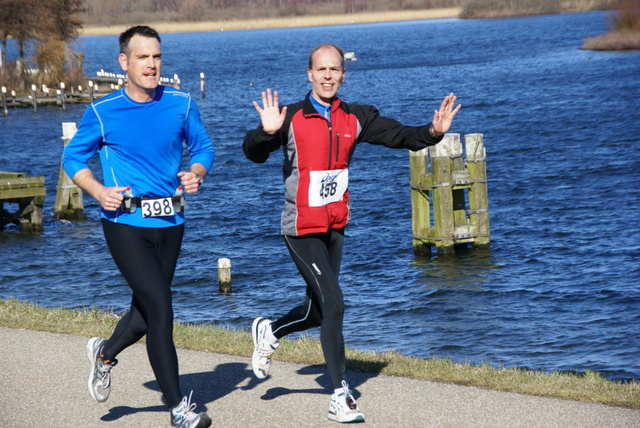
[0,0,41,70]
[35,0,86,86]
[44,0,86,41]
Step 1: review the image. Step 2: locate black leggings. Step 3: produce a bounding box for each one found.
[100,219,184,409]
[271,229,346,390]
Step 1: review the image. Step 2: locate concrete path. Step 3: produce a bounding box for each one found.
[0,327,638,427]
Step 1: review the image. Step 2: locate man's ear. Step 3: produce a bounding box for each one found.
[118,53,128,72]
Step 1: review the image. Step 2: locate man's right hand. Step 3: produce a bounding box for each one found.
[72,169,127,211]
[98,186,128,211]
[252,88,287,134]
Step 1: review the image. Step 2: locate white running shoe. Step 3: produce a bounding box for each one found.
[171,391,212,428]
[86,337,117,403]
[328,381,365,423]
[251,317,279,379]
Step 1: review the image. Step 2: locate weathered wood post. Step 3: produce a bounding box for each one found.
[430,135,457,255]
[89,80,95,102]
[59,82,66,111]
[449,134,467,230]
[410,133,490,256]
[409,147,432,256]
[1,86,7,117]
[200,72,205,99]
[218,257,231,293]
[465,134,489,248]
[54,122,86,219]
[31,84,37,113]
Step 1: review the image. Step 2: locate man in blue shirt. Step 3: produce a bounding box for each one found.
[63,25,213,428]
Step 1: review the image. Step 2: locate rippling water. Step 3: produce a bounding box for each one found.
[1,11,639,381]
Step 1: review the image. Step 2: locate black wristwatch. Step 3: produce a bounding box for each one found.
[195,173,204,186]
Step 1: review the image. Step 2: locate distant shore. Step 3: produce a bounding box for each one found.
[79,7,461,36]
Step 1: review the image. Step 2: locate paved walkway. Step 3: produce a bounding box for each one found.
[0,327,638,427]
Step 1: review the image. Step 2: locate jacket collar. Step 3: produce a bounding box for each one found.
[303,91,342,117]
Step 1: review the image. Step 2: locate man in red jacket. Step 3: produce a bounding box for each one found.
[243,43,460,424]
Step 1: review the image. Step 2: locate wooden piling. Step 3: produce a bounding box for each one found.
[31,85,37,113]
[200,72,205,99]
[218,258,232,293]
[430,135,457,255]
[409,133,490,255]
[1,86,7,117]
[59,82,66,111]
[89,80,95,102]
[409,148,432,256]
[54,122,86,220]
[464,134,490,248]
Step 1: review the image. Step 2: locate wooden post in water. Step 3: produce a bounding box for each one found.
[430,135,456,256]
[464,134,490,248]
[89,80,95,102]
[200,72,205,99]
[54,122,86,219]
[59,82,66,111]
[409,133,490,255]
[31,84,37,113]
[1,86,7,117]
[409,147,432,256]
[218,258,231,293]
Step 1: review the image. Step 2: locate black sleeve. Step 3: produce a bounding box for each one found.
[353,104,443,151]
[242,125,284,163]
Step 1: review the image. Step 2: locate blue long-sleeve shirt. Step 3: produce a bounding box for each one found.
[63,86,214,228]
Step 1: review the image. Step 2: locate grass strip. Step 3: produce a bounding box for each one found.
[1,298,637,409]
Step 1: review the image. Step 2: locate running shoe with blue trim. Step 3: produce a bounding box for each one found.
[251,317,279,379]
[328,381,365,423]
[171,391,212,428]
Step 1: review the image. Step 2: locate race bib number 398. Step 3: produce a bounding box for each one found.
[308,169,348,207]
[141,197,175,218]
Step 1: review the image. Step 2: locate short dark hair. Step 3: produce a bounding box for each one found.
[308,43,344,69]
[119,25,161,56]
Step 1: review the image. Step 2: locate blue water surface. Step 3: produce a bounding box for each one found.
[1,11,639,381]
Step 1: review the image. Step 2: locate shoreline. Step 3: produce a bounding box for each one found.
[1,299,638,409]
[79,7,461,36]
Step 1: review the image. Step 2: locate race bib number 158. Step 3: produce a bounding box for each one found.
[308,169,348,207]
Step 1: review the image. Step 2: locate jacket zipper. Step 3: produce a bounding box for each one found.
[327,121,333,170]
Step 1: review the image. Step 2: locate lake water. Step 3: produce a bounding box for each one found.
[1,11,639,382]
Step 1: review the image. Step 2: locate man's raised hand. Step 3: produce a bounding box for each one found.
[252,88,287,135]
[431,93,461,136]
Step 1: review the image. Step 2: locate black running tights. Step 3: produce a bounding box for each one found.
[100,219,184,409]
[271,229,346,390]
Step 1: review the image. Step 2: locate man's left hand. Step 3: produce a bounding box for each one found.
[431,93,461,136]
[178,171,201,194]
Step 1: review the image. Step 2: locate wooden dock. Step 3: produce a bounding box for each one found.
[0,171,46,232]
[1,71,184,115]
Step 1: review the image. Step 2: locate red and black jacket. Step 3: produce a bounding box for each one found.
[243,92,442,236]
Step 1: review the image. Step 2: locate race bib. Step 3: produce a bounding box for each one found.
[308,169,348,207]
[140,197,175,217]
